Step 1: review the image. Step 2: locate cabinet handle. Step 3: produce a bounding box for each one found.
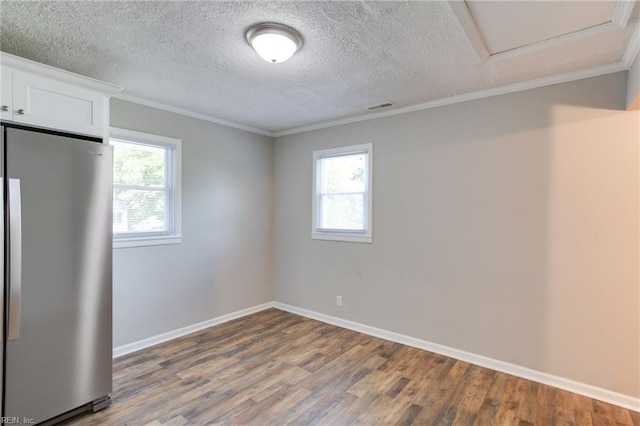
[17,109,25,115]
[1,105,8,112]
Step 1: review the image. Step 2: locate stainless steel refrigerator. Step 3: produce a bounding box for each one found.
[1,124,112,424]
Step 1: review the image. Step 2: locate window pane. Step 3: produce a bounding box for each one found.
[320,194,364,230]
[112,140,166,187]
[114,188,167,233]
[320,153,366,194]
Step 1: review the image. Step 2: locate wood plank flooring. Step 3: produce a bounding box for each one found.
[67,308,639,425]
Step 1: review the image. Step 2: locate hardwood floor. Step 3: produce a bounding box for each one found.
[68,308,639,425]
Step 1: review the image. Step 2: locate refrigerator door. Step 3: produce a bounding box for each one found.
[0,127,5,417]
[4,127,112,424]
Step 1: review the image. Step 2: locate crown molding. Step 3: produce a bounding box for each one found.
[114,57,630,140]
[274,61,626,138]
[111,21,638,140]
[112,92,275,137]
[0,52,122,95]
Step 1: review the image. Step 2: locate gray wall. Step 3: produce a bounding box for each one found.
[274,72,639,398]
[110,99,274,347]
[628,53,640,109]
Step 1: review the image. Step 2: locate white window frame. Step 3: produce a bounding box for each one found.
[312,143,373,243]
[110,127,182,249]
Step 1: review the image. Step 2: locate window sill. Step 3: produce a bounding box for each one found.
[113,235,182,249]
[312,232,372,243]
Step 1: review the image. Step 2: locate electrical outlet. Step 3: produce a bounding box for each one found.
[336,295,343,307]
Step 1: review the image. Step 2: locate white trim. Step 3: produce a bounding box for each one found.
[275,61,625,137]
[105,25,636,140]
[0,52,122,95]
[110,127,181,148]
[113,92,274,137]
[313,144,371,158]
[110,127,183,247]
[311,232,372,243]
[312,143,373,243]
[113,56,634,139]
[447,1,490,62]
[622,23,640,69]
[488,22,626,62]
[273,302,640,413]
[113,302,274,358]
[107,34,638,140]
[612,0,636,27]
[113,235,182,249]
[449,1,634,62]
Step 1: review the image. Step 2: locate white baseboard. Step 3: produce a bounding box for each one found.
[273,302,640,413]
[113,302,274,358]
[112,300,639,412]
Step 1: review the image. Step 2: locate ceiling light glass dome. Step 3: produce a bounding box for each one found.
[246,23,303,64]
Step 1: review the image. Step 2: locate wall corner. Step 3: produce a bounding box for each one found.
[627,52,640,110]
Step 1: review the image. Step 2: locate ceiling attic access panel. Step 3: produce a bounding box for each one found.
[451,0,635,61]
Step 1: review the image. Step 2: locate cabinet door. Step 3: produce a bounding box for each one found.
[12,71,104,137]
[1,69,13,121]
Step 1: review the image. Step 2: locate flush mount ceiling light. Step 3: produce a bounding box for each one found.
[246,23,303,64]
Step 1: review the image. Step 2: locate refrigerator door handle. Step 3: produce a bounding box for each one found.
[8,178,21,341]
[0,177,3,343]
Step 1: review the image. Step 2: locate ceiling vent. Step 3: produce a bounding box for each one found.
[366,102,394,111]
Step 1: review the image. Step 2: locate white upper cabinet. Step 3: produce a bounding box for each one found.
[0,53,122,138]
[11,72,106,137]
[1,69,12,121]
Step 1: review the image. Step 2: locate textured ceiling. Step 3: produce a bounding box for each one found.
[0,1,638,134]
